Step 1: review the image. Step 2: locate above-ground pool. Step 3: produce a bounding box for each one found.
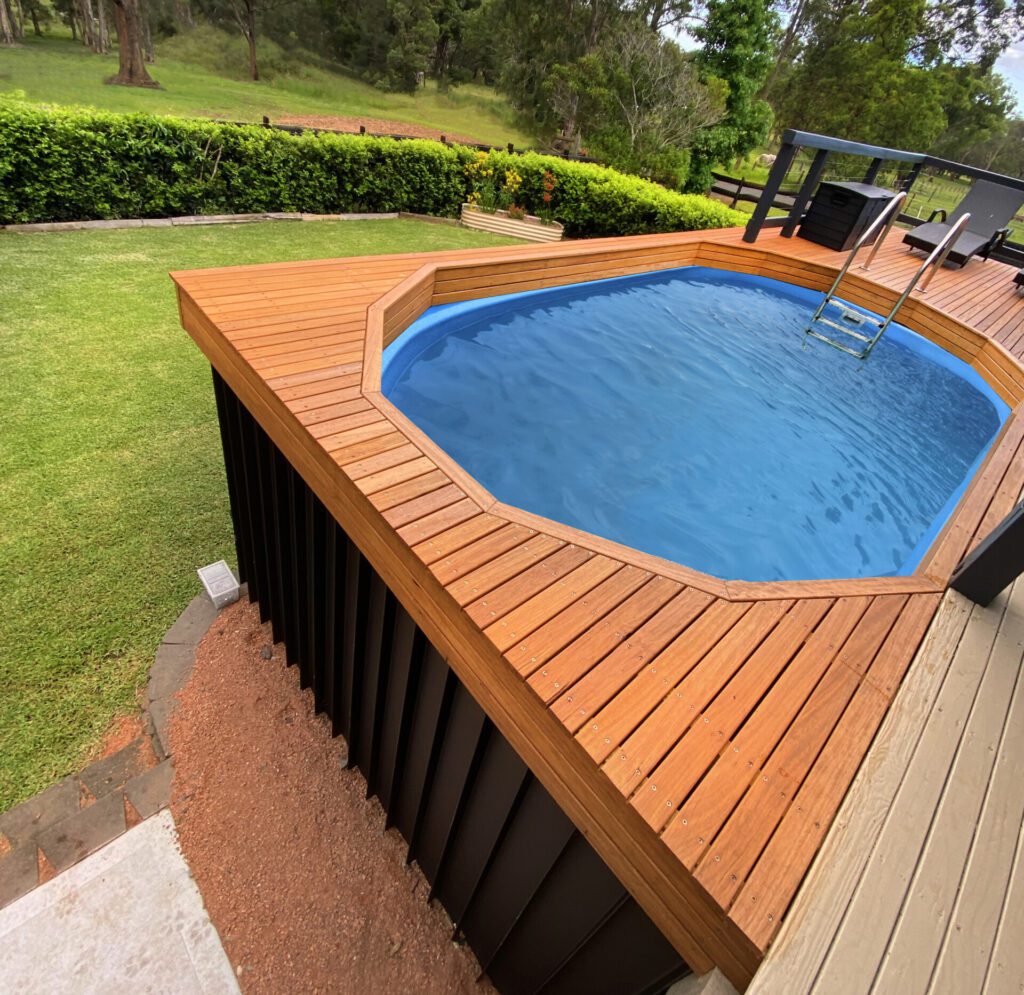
[382,266,1009,582]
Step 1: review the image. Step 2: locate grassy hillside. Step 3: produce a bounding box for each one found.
[0,29,535,147]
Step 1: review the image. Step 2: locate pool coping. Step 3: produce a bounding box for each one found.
[361,242,1024,603]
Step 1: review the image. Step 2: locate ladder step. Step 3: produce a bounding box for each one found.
[825,302,881,327]
[805,328,868,359]
[811,317,875,343]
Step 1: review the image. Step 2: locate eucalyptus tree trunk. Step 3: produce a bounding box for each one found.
[109,0,157,85]
[78,0,97,50]
[173,0,193,28]
[141,0,154,62]
[96,0,109,52]
[0,0,14,44]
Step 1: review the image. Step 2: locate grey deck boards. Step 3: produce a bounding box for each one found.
[748,573,1024,995]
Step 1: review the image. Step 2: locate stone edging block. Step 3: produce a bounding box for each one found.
[0,581,234,908]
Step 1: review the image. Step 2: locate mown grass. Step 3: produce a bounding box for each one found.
[0,29,535,147]
[0,218,522,811]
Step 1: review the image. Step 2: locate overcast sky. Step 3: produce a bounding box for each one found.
[997,45,1024,113]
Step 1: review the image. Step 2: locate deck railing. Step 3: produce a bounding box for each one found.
[743,129,1024,267]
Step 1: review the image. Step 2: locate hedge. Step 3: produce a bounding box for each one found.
[0,101,747,236]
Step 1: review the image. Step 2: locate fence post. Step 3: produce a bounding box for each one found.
[743,141,798,243]
[781,147,829,238]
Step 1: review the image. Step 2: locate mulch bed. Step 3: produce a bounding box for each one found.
[169,598,495,994]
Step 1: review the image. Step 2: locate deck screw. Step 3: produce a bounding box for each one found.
[542,669,548,676]
[767,914,773,921]
[714,855,721,862]
[681,818,688,825]
[651,784,657,792]
[697,837,704,844]
[592,723,598,731]
[567,696,573,703]
[666,801,673,808]
[634,768,641,775]
[604,737,610,744]
[730,874,737,882]
[553,682,560,689]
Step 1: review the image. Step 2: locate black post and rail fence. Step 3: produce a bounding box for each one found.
[742,129,1024,269]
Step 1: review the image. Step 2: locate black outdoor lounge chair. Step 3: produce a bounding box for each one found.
[903,178,1024,267]
[1015,269,1024,290]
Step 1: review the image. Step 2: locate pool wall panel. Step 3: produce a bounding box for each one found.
[211,368,690,995]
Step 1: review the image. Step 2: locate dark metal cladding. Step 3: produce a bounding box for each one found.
[211,370,691,995]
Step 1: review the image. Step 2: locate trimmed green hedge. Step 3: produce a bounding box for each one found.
[0,101,746,236]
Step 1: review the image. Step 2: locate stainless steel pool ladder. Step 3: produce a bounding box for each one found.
[804,192,972,360]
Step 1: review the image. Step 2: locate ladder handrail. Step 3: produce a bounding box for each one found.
[912,211,972,296]
[817,190,907,307]
[805,204,971,360]
[871,212,972,334]
[853,212,972,358]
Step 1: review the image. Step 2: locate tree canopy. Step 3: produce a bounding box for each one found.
[19,0,1024,190]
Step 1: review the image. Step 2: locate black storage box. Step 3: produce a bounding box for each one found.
[798,181,895,252]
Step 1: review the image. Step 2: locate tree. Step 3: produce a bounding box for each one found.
[108,0,158,85]
[229,0,261,79]
[0,0,15,44]
[433,0,479,90]
[548,20,726,185]
[384,0,439,92]
[931,64,1014,161]
[685,0,776,191]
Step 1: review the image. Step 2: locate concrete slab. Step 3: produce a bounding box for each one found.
[0,810,239,995]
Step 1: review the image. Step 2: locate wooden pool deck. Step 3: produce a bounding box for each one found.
[171,225,1024,991]
[749,577,1024,995]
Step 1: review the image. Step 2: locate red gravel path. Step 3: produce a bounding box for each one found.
[169,598,495,995]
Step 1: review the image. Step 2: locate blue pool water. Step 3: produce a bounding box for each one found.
[382,267,1008,582]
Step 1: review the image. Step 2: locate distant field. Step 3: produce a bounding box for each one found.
[0,29,536,147]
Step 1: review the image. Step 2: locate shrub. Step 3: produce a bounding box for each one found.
[0,100,747,235]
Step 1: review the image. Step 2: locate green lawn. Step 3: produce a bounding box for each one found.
[0,30,535,147]
[0,218,522,811]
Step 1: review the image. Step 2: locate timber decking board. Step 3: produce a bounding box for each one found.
[171,224,1024,991]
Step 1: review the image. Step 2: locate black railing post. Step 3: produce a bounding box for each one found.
[781,147,829,238]
[863,157,883,184]
[743,141,798,242]
[950,502,1024,606]
[901,161,924,193]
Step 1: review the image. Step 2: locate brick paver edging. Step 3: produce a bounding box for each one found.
[0,591,225,909]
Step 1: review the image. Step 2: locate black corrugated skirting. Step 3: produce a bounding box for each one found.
[212,369,690,995]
